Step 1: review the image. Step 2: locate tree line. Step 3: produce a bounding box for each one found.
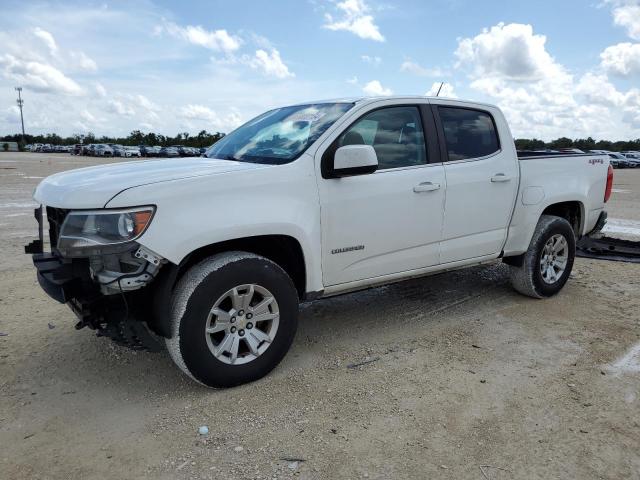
[515,137,640,152]
[0,130,225,149]
[2,130,640,152]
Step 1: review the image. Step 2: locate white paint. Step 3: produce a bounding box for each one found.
[611,188,629,193]
[602,218,640,238]
[611,342,640,373]
[23,176,44,179]
[6,212,29,217]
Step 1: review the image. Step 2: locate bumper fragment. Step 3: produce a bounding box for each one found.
[32,253,89,304]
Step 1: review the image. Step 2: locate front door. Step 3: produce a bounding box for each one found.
[317,104,446,287]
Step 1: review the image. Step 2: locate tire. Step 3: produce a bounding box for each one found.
[166,252,299,388]
[509,214,576,299]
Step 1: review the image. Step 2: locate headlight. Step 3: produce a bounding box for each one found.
[57,207,155,253]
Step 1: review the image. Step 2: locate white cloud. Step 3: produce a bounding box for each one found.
[362,79,392,96]
[576,73,626,106]
[400,60,444,77]
[4,106,21,123]
[426,82,457,98]
[180,104,217,122]
[346,75,359,85]
[131,94,159,112]
[324,0,385,42]
[95,82,107,97]
[361,55,381,66]
[71,51,97,71]
[246,49,294,78]
[79,109,97,123]
[455,23,564,81]
[161,22,241,53]
[33,27,57,55]
[179,104,243,131]
[107,99,135,117]
[610,1,640,40]
[600,42,640,76]
[0,54,83,95]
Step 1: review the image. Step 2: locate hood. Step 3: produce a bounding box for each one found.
[34,157,266,209]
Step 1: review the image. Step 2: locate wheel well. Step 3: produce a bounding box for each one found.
[541,201,583,237]
[178,235,307,298]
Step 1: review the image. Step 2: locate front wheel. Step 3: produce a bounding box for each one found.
[166,252,299,388]
[509,214,576,298]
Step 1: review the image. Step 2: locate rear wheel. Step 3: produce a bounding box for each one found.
[509,214,576,298]
[166,252,299,388]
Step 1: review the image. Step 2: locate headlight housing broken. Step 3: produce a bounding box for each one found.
[57,207,155,256]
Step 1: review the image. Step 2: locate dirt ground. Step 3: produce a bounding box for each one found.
[1,152,639,480]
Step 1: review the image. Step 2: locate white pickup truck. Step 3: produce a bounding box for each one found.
[26,96,613,387]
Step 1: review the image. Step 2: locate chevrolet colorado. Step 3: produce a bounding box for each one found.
[25,96,614,387]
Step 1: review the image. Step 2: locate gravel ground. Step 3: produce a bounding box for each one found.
[1,153,639,480]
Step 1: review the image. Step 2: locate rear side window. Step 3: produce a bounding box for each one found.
[438,107,500,161]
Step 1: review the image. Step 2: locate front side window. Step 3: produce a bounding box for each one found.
[439,107,500,161]
[206,103,354,165]
[337,106,427,170]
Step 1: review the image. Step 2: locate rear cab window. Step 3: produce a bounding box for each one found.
[438,107,500,161]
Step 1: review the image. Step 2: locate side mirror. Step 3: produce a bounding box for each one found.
[332,145,378,177]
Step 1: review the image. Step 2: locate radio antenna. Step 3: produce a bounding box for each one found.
[436,82,444,97]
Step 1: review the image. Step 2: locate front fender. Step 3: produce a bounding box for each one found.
[106,155,323,293]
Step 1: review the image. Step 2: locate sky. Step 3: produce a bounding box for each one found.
[0,0,639,141]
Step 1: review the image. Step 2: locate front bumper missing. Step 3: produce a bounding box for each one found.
[25,207,162,351]
[31,251,162,351]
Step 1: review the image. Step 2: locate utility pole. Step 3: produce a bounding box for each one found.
[15,87,25,142]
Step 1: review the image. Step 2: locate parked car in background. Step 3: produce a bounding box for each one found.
[139,145,161,157]
[607,152,630,168]
[180,146,199,157]
[159,146,180,157]
[622,153,640,167]
[112,145,125,157]
[94,144,113,157]
[71,144,83,155]
[124,146,141,158]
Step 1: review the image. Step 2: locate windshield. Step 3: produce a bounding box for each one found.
[206,102,354,164]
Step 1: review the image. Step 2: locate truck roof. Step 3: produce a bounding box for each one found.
[287,95,499,110]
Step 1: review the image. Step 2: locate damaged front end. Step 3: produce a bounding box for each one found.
[25,206,167,351]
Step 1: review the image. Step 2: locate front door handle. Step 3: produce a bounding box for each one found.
[491,173,511,183]
[413,181,441,193]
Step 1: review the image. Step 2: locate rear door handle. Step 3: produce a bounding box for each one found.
[491,173,511,183]
[413,181,441,193]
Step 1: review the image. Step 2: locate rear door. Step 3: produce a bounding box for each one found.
[432,103,519,263]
